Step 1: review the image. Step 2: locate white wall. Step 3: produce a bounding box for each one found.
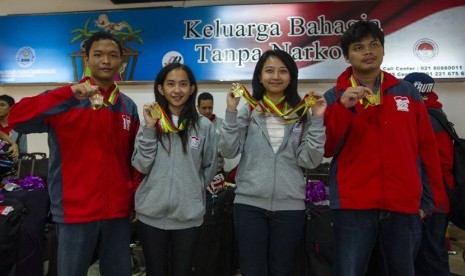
[1,79,464,168]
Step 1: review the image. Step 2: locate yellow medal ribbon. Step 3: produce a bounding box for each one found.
[349,72,384,109]
[231,84,266,111]
[151,103,186,133]
[231,84,316,124]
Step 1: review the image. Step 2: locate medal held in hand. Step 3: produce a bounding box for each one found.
[150,103,162,120]
[349,72,384,109]
[231,83,245,98]
[304,93,317,107]
[150,103,186,133]
[90,93,104,110]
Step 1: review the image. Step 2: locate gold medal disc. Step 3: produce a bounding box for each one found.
[231,84,245,98]
[150,104,161,120]
[305,94,317,107]
[90,93,104,110]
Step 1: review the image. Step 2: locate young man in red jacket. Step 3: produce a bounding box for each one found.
[8,32,140,276]
[405,72,454,276]
[324,21,445,276]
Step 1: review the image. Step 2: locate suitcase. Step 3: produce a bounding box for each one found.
[305,204,333,276]
[0,197,25,276]
[2,152,50,276]
[298,163,333,276]
[16,153,49,181]
[3,189,50,276]
[191,186,236,276]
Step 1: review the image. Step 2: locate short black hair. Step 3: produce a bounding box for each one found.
[340,20,384,57]
[197,92,213,105]
[84,31,123,58]
[0,94,15,107]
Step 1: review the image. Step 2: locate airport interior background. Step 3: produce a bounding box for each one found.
[1,1,464,275]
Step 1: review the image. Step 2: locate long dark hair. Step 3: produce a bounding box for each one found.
[153,63,199,153]
[251,49,306,122]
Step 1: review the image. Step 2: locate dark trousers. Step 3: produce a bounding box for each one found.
[233,203,306,276]
[414,212,450,276]
[333,209,422,276]
[56,218,131,276]
[137,220,201,276]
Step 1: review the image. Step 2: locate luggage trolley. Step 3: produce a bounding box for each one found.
[302,163,333,276]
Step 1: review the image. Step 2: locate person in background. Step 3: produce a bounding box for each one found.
[132,62,218,276]
[404,72,453,276]
[323,21,445,276]
[8,31,140,276]
[0,131,19,159]
[219,49,326,275]
[0,94,27,154]
[197,92,226,194]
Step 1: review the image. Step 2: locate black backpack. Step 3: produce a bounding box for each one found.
[428,109,465,229]
[0,197,25,276]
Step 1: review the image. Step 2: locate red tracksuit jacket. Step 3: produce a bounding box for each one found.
[8,84,140,223]
[324,67,445,214]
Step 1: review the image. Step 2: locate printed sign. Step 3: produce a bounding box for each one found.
[0,0,464,83]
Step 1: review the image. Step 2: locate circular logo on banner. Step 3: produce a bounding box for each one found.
[162,51,184,67]
[413,39,438,61]
[16,46,36,67]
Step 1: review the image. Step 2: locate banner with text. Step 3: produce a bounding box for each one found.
[0,0,464,83]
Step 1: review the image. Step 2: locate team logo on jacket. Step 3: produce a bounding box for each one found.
[394,96,410,112]
[413,38,438,61]
[190,136,200,150]
[122,115,131,131]
[292,124,302,133]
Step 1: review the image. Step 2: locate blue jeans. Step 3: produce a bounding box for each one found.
[234,203,306,276]
[414,212,450,276]
[56,218,131,276]
[333,209,422,276]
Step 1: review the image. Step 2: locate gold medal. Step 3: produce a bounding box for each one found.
[305,93,317,107]
[231,84,245,98]
[90,93,104,110]
[366,94,376,105]
[150,103,161,120]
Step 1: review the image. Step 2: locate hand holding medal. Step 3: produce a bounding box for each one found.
[304,92,317,107]
[231,83,245,98]
[347,72,384,109]
[150,103,162,120]
[341,86,371,108]
[304,91,327,117]
[73,78,121,110]
[226,83,243,111]
[143,102,185,133]
[71,82,100,102]
[143,102,160,129]
[365,93,376,105]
